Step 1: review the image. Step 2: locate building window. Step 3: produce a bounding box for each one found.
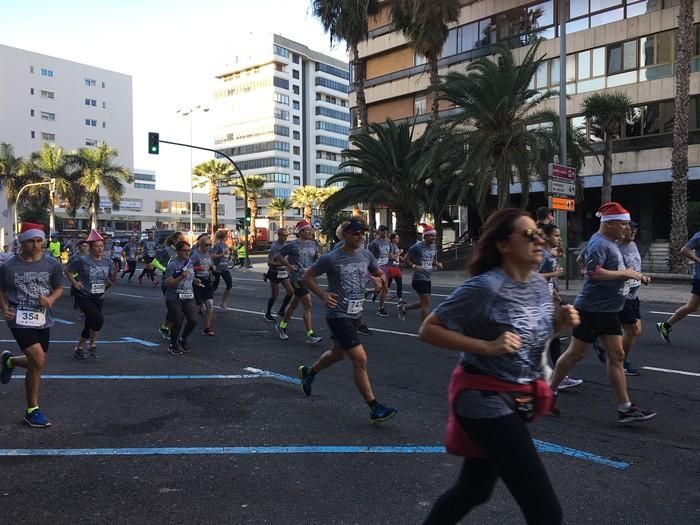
[102,101,107,109]
[102,121,106,128]
[293,70,300,79]
[30,109,35,117]
[30,88,34,95]
[293,161,301,170]
[315,62,350,80]
[273,76,290,89]
[293,176,301,185]
[85,98,97,106]
[607,40,637,75]
[29,65,34,73]
[40,111,56,121]
[31,131,35,138]
[41,132,55,141]
[85,78,96,87]
[134,183,155,190]
[40,90,54,99]
[85,119,97,127]
[316,164,338,175]
[293,115,300,125]
[274,45,289,58]
[315,106,351,122]
[316,121,350,135]
[293,130,300,140]
[274,124,290,136]
[273,92,290,105]
[40,68,54,77]
[271,188,292,198]
[293,100,300,110]
[293,85,300,95]
[275,62,287,72]
[316,135,349,149]
[101,81,106,88]
[235,157,290,170]
[414,96,427,116]
[315,77,348,93]
[261,173,290,183]
[85,139,98,146]
[292,53,300,64]
[293,146,300,155]
[275,108,290,120]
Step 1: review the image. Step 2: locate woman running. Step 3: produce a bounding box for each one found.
[64,230,117,359]
[419,209,579,525]
[157,232,184,340]
[387,232,404,305]
[211,229,233,308]
[120,235,138,281]
[164,240,198,354]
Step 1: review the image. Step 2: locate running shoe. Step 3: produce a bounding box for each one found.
[593,338,606,363]
[24,408,51,428]
[376,308,389,317]
[202,328,215,336]
[398,304,407,321]
[557,376,583,391]
[79,312,86,321]
[298,365,314,396]
[276,323,289,340]
[152,279,160,288]
[88,346,98,359]
[264,312,276,322]
[358,324,372,335]
[178,338,191,353]
[277,309,286,317]
[624,361,640,376]
[306,334,323,345]
[73,346,88,360]
[1,351,13,384]
[159,325,171,340]
[548,394,560,417]
[168,343,184,355]
[138,275,143,284]
[369,404,398,424]
[656,322,671,343]
[618,405,657,424]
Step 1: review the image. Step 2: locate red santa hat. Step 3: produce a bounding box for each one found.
[18,222,46,242]
[595,202,630,222]
[86,229,104,242]
[420,223,436,237]
[295,220,312,233]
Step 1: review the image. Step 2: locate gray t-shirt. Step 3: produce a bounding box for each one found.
[575,232,627,313]
[66,255,115,297]
[164,258,195,301]
[407,241,437,281]
[310,247,379,319]
[618,240,642,299]
[368,238,392,266]
[268,240,288,269]
[388,243,402,266]
[685,231,700,280]
[103,240,114,259]
[0,255,64,329]
[190,249,213,279]
[279,239,319,282]
[140,239,157,258]
[538,249,559,292]
[433,268,554,386]
[212,242,231,272]
[123,242,138,261]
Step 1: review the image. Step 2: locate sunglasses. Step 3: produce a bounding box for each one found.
[203,243,212,246]
[520,228,545,243]
[347,230,365,236]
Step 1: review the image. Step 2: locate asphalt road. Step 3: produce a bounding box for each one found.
[0,267,698,524]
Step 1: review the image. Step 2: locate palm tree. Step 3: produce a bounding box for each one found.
[391,0,461,122]
[292,186,322,222]
[669,0,695,273]
[66,142,132,230]
[232,175,269,243]
[0,143,30,229]
[581,92,632,205]
[312,0,380,131]
[267,197,292,226]
[324,119,427,247]
[437,42,558,216]
[192,159,236,233]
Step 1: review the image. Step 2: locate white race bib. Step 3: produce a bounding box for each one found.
[621,282,630,297]
[16,307,46,327]
[378,257,389,266]
[276,269,288,279]
[91,283,106,294]
[346,299,364,314]
[548,281,555,295]
[178,291,194,300]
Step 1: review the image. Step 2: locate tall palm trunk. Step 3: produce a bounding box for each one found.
[91,189,100,230]
[304,204,313,222]
[209,186,219,234]
[669,0,694,272]
[395,211,417,250]
[248,197,258,245]
[601,131,614,204]
[428,55,440,122]
[353,46,368,133]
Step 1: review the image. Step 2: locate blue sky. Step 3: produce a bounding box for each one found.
[1,0,348,190]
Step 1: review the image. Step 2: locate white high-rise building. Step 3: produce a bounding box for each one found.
[0,43,133,241]
[212,34,350,221]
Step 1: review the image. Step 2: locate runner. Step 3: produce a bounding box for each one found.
[274,220,322,344]
[48,233,62,260]
[0,222,64,428]
[138,231,159,286]
[63,230,117,359]
[157,231,184,340]
[297,217,397,423]
[535,206,554,229]
[68,240,89,315]
[163,240,198,354]
[191,234,216,336]
[538,223,583,390]
[418,208,578,525]
[368,225,392,317]
[112,241,123,272]
[120,235,138,281]
[548,202,656,423]
[656,228,700,344]
[264,228,293,322]
[211,229,233,308]
[399,224,442,321]
[387,232,405,305]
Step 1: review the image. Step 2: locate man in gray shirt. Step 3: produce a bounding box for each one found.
[549,203,655,424]
[368,225,392,317]
[399,224,442,321]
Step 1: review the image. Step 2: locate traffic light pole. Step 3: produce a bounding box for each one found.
[156,138,250,268]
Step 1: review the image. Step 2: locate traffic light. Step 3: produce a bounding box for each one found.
[245,207,252,223]
[148,132,159,155]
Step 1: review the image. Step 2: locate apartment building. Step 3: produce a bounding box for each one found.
[212,34,350,219]
[356,0,698,244]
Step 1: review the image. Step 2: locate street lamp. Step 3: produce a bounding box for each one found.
[14,179,56,239]
[176,105,209,242]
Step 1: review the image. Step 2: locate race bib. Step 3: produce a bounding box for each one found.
[346,299,364,314]
[276,269,288,279]
[422,257,433,268]
[548,281,555,295]
[378,257,389,266]
[91,283,106,294]
[16,307,46,327]
[621,281,630,297]
[178,291,194,300]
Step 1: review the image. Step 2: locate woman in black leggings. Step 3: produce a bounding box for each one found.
[163,240,198,354]
[64,231,116,359]
[418,209,580,525]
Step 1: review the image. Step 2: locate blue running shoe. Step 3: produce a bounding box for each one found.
[369,404,397,424]
[298,365,314,396]
[24,409,51,428]
[1,351,13,384]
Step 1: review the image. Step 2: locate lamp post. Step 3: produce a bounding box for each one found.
[14,179,56,238]
[176,105,209,242]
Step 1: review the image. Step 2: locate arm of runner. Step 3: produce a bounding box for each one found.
[302,267,337,308]
[418,313,521,356]
[38,284,63,309]
[589,266,642,281]
[151,258,166,272]
[0,289,15,320]
[681,244,700,264]
[63,267,83,289]
[554,304,580,334]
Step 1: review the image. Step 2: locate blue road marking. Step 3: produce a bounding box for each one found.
[16,374,264,380]
[0,336,158,347]
[52,317,75,325]
[0,444,629,468]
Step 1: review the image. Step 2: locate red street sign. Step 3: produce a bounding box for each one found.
[549,163,576,181]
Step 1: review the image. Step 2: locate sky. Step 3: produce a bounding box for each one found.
[0,0,349,191]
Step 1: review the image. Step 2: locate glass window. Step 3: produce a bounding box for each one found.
[623,40,637,70]
[566,17,588,34]
[566,55,576,82]
[479,19,494,46]
[536,61,548,88]
[607,70,637,87]
[592,47,606,77]
[460,23,479,52]
[442,28,458,57]
[590,7,623,28]
[590,0,621,9]
[293,70,300,79]
[414,96,427,115]
[661,101,674,133]
[577,77,605,92]
[627,1,652,17]
[657,31,674,64]
[689,96,700,130]
[549,57,560,85]
[570,0,589,18]
[608,44,622,74]
[643,103,660,135]
[531,1,554,27]
[578,50,591,80]
[625,107,642,137]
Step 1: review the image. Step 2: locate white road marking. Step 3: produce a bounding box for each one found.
[114,292,150,299]
[642,366,700,377]
[649,311,700,318]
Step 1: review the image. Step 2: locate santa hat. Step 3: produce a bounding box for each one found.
[86,229,104,242]
[18,222,45,243]
[595,202,630,222]
[421,223,436,237]
[295,220,312,233]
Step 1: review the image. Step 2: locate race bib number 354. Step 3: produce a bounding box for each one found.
[16,308,46,327]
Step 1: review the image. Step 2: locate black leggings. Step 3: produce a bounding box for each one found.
[423,413,562,525]
[166,299,198,345]
[212,270,232,291]
[75,294,104,339]
[121,260,136,280]
[387,276,403,299]
[139,265,156,281]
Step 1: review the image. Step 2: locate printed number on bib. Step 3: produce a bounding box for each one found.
[276,269,288,279]
[346,299,364,314]
[16,307,46,327]
[178,291,194,300]
[91,283,106,294]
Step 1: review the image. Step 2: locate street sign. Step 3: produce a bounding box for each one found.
[551,196,575,211]
[312,218,322,230]
[548,163,576,181]
[548,179,576,197]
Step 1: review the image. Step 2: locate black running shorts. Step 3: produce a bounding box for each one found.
[292,280,310,297]
[412,279,431,296]
[619,298,641,325]
[267,268,290,284]
[572,310,623,343]
[194,282,214,304]
[692,279,700,297]
[9,327,50,353]
[327,317,362,350]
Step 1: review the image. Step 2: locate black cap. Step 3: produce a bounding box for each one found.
[342,218,369,232]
